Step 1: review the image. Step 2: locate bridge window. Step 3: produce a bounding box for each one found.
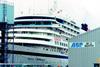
[43,21,51,25]
[35,21,42,25]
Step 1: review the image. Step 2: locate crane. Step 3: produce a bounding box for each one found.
[0,0,8,64]
[0,0,14,65]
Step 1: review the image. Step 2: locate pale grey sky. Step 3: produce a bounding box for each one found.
[7,0,100,30]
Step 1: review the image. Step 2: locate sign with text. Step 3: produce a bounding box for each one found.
[69,42,95,48]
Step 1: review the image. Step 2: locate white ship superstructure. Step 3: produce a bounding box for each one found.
[0,16,80,67]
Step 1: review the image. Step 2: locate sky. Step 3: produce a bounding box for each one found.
[6,0,100,30]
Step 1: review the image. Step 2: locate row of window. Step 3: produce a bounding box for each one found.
[33,27,79,37]
[69,34,76,37]
[9,29,67,38]
[9,31,52,36]
[27,27,76,37]
[46,27,76,37]
[0,65,49,67]
[65,32,75,37]
[62,25,80,34]
[15,43,68,55]
[15,21,52,25]
[55,41,68,47]
[43,47,68,54]
[24,44,68,54]
[9,30,71,42]
[9,27,74,39]
[65,21,80,30]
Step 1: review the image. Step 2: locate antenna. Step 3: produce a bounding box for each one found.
[21,11,23,14]
[48,0,57,16]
